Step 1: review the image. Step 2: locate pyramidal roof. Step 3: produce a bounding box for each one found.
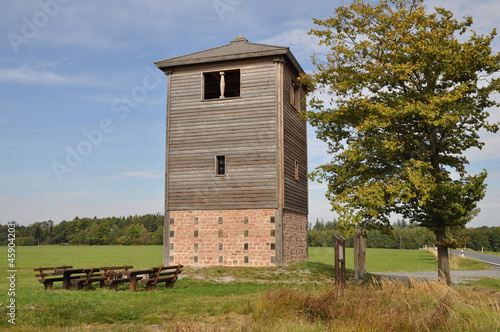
[155,35,304,74]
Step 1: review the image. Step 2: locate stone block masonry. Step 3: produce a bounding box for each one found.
[283,210,308,264]
[169,209,277,267]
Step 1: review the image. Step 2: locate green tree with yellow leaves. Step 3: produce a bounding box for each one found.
[302,0,500,284]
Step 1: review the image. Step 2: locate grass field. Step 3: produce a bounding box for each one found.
[0,246,498,331]
[308,247,489,272]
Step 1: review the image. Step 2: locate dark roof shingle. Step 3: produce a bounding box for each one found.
[155,35,304,74]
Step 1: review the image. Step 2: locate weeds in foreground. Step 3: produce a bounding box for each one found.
[249,277,500,331]
[3,246,498,331]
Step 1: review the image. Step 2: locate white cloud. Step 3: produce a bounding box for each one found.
[0,62,108,87]
[108,170,163,179]
[470,192,500,228]
[309,189,336,224]
[259,28,325,60]
[465,133,500,162]
[309,182,328,190]
[427,0,500,34]
[29,1,215,49]
[487,171,500,179]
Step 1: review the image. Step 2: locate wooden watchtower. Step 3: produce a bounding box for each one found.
[155,35,308,266]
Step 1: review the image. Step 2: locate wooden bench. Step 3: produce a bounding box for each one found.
[100,265,134,292]
[140,264,183,292]
[121,269,152,291]
[69,267,105,290]
[34,265,74,290]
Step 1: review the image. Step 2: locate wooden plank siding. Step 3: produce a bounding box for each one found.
[282,63,308,215]
[166,58,279,210]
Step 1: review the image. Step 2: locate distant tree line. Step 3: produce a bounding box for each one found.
[0,214,164,246]
[308,219,500,252]
[1,214,498,252]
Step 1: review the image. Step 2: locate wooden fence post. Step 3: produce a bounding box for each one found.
[335,235,346,289]
[354,233,359,280]
[359,234,366,279]
[354,231,366,281]
[340,236,346,288]
[334,235,339,286]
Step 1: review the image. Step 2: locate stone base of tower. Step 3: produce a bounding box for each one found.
[166,209,277,267]
[282,210,308,264]
[164,209,308,267]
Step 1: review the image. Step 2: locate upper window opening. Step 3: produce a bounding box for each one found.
[204,69,240,100]
[216,155,226,176]
[291,80,300,110]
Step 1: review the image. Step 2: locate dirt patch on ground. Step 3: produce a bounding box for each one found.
[178,266,334,284]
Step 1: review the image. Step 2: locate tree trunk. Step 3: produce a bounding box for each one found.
[354,232,366,281]
[435,229,451,285]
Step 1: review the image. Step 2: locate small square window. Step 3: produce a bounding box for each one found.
[170,218,175,225]
[170,243,175,250]
[244,243,249,250]
[270,216,275,223]
[170,231,174,238]
[194,217,199,225]
[218,217,223,224]
[218,243,223,251]
[244,256,249,264]
[218,230,224,238]
[216,155,226,176]
[194,243,199,251]
[194,230,199,238]
[243,216,249,224]
[204,69,240,100]
[219,256,223,264]
[270,229,275,237]
[194,256,198,263]
[244,230,249,237]
[270,243,275,250]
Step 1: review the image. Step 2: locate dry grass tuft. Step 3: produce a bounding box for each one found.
[248,277,500,331]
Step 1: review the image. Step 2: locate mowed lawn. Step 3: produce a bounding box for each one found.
[9,246,439,282]
[0,245,491,330]
[1,246,268,329]
[308,247,438,272]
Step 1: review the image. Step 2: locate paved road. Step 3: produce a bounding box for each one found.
[452,250,500,267]
[372,251,500,284]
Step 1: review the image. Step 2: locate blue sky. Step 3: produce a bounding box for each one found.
[1,0,499,228]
